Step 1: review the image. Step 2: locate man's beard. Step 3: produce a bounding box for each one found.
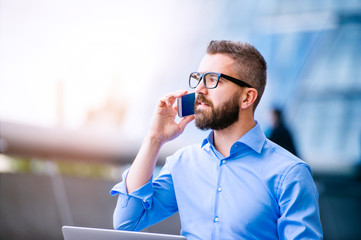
[194,93,240,131]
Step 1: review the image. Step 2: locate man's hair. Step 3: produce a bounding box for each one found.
[206,40,267,110]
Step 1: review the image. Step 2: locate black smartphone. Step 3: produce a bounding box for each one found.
[177,92,195,117]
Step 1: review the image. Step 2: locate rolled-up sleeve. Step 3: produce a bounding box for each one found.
[110,160,178,231]
[111,169,154,209]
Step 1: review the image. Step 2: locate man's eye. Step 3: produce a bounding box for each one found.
[207,75,218,82]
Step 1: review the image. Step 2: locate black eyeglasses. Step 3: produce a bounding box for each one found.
[189,72,253,89]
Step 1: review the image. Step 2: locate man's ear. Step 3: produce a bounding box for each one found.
[240,88,258,110]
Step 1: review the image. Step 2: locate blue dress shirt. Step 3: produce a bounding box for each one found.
[111,122,323,239]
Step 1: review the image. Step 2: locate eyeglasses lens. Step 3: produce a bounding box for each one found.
[190,72,201,88]
[204,73,219,88]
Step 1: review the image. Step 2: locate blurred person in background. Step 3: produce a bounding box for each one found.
[110,40,322,239]
[269,108,299,157]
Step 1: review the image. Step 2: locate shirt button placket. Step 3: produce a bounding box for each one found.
[214,158,226,226]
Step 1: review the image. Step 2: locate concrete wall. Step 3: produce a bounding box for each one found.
[0,173,181,240]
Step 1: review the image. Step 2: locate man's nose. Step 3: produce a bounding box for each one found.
[195,80,208,95]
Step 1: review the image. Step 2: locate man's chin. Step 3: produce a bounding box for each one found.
[194,115,212,131]
[195,123,211,131]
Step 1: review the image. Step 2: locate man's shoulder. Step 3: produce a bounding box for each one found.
[263,138,310,173]
[264,138,300,160]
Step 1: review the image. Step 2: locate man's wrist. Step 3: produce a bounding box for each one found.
[144,132,165,149]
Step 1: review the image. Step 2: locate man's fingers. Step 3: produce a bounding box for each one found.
[161,90,188,107]
[178,115,195,131]
[158,97,167,108]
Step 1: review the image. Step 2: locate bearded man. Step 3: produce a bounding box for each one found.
[111,40,323,239]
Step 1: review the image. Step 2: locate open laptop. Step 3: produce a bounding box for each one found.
[62,226,186,240]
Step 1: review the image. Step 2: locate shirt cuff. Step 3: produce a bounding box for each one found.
[110,168,154,209]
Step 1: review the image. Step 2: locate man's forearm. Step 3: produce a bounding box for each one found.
[126,134,163,193]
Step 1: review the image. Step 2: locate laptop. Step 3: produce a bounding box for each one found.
[62,226,186,240]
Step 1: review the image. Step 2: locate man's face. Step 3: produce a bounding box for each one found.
[194,54,242,130]
[195,91,240,130]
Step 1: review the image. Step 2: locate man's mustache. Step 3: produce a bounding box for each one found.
[195,94,213,108]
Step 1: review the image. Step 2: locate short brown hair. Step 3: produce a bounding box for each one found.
[206,40,267,110]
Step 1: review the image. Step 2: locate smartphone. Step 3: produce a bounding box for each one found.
[177,92,195,117]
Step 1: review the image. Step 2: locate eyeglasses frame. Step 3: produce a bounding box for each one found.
[189,72,253,89]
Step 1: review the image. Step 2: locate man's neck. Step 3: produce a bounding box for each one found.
[213,115,256,158]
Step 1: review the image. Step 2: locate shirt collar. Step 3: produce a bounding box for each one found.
[201,131,214,148]
[201,121,266,154]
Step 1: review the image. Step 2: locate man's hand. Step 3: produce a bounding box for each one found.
[148,90,195,145]
[126,90,195,193]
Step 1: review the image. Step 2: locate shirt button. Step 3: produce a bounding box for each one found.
[222,160,227,164]
[143,199,147,202]
[217,187,222,192]
[214,217,219,222]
